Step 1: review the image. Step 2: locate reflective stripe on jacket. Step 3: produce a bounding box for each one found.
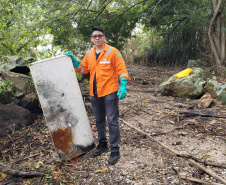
[76,44,131,97]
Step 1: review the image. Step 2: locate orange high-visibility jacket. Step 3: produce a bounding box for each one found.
[76,44,131,97]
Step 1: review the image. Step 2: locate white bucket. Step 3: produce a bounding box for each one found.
[29,55,95,160]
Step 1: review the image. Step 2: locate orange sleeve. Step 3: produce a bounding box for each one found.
[75,52,90,74]
[114,49,131,81]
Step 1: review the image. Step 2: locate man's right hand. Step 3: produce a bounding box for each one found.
[63,51,80,69]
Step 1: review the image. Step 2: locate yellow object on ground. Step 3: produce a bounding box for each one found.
[174,68,193,79]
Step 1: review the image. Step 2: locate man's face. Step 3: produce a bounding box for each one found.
[91,31,105,47]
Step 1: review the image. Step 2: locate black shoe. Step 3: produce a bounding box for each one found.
[108,152,120,165]
[93,142,108,156]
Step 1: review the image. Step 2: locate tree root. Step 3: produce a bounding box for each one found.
[5,170,42,178]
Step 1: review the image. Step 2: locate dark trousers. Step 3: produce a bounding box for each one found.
[90,92,120,152]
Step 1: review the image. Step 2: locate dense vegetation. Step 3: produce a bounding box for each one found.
[0,0,225,73]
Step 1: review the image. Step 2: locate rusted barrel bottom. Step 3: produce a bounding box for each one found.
[51,127,95,161]
[56,142,95,161]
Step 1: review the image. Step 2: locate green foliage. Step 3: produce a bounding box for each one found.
[0,0,225,69]
[0,80,15,104]
[124,25,162,65]
[127,0,214,66]
[0,80,12,93]
[0,0,142,59]
[221,92,226,105]
[0,0,46,58]
[24,72,35,94]
[76,73,82,81]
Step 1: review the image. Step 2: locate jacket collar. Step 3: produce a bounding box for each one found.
[93,43,110,53]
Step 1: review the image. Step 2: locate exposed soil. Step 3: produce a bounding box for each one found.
[0,65,225,185]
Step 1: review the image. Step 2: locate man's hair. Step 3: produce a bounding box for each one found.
[91,26,104,34]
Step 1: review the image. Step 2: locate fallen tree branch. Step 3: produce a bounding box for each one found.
[182,109,226,118]
[173,167,224,185]
[120,118,226,184]
[6,170,42,178]
[177,153,226,169]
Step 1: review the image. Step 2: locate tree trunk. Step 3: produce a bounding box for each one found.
[221,13,226,65]
[208,0,223,75]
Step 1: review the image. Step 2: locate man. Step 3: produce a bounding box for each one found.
[64,26,131,165]
[47,49,52,58]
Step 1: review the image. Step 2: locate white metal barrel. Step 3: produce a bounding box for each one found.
[29,55,95,161]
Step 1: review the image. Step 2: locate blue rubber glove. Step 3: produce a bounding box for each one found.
[63,51,80,69]
[117,78,127,100]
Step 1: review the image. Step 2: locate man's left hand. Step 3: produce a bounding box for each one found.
[117,78,127,100]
